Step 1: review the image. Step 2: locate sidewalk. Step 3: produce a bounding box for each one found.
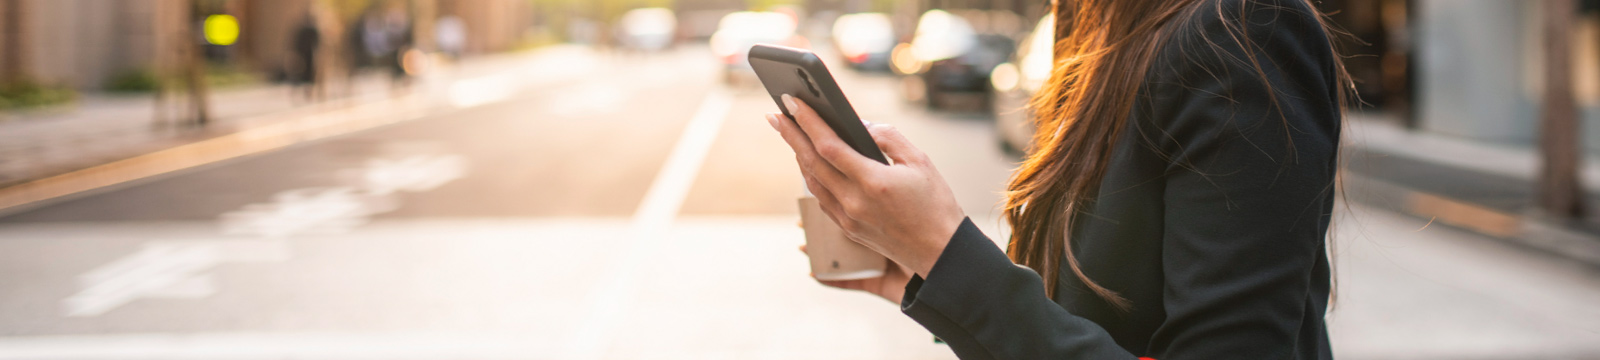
[0,45,602,215]
[0,72,403,187]
[1342,113,1600,266]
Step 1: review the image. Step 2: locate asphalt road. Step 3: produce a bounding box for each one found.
[0,43,1596,359]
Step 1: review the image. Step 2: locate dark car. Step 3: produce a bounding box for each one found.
[892,10,1018,112]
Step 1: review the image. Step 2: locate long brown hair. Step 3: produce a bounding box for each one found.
[1003,0,1352,311]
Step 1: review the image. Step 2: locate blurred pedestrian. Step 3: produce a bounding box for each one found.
[361,11,393,69]
[289,15,321,103]
[182,12,211,127]
[770,0,1351,359]
[345,13,367,77]
[435,15,465,59]
[375,4,413,91]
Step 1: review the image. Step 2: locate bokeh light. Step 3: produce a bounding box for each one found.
[203,14,239,46]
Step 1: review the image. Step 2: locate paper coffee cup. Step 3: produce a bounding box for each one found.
[799,196,886,280]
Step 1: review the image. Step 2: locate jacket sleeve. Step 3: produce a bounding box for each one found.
[900,218,1140,360]
[1142,0,1340,358]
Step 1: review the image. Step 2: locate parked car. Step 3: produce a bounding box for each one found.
[830,13,895,71]
[893,10,1017,111]
[619,8,678,52]
[990,14,1054,155]
[710,11,807,85]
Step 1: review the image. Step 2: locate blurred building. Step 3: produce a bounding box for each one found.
[1330,0,1600,155]
[0,0,538,92]
[0,0,187,89]
[0,0,338,90]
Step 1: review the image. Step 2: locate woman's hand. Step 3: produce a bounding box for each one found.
[801,244,913,303]
[767,94,966,277]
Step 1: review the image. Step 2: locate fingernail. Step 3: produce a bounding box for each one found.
[781,94,798,113]
[766,114,779,129]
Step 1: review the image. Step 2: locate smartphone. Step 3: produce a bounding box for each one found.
[748,44,888,165]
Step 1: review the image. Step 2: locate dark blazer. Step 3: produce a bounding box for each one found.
[899,0,1341,359]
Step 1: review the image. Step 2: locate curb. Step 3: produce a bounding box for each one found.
[1341,172,1600,267]
[0,45,599,218]
[0,93,435,217]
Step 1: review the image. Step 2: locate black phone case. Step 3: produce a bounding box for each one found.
[748,44,888,164]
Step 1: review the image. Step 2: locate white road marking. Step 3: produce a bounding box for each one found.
[357,155,466,195]
[63,241,290,317]
[63,154,468,317]
[634,89,734,229]
[561,88,734,359]
[447,76,515,108]
[220,187,396,238]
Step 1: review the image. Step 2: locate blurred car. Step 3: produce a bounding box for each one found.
[711,11,807,85]
[990,14,1054,155]
[893,10,1017,111]
[619,8,678,52]
[830,13,895,71]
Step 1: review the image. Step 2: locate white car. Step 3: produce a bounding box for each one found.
[710,11,807,84]
[831,13,895,71]
[620,8,677,51]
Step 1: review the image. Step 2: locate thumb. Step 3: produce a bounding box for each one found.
[867,123,927,166]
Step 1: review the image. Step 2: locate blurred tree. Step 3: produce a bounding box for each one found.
[871,0,898,12]
[747,0,800,10]
[1541,0,1585,218]
[0,0,25,84]
[327,0,379,22]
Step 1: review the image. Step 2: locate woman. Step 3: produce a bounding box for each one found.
[764,0,1348,358]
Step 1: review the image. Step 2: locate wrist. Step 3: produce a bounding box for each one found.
[881,283,906,304]
[910,215,963,277]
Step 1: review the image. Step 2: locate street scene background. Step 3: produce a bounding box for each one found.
[1,0,1598,359]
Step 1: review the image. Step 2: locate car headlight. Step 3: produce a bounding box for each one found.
[990,62,1019,92]
[891,43,925,75]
